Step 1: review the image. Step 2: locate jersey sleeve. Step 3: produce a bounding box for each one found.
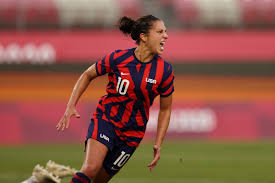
[158,62,175,97]
[95,51,114,76]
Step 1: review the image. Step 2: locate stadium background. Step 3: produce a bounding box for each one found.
[1,0,275,182]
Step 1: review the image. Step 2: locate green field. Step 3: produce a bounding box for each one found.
[1,141,275,183]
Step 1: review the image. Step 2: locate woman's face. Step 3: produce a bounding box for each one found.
[146,20,168,55]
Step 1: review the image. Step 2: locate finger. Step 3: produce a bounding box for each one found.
[57,116,66,130]
[150,165,156,172]
[61,122,66,131]
[56,121,63,130]
[58,123,65,131]
[56,125,61,131]
[147,155,160,168]
[147,163,156,172]
[147,158,157,167]
[147,161,155,167]
[56,121,62,131]
[56,119,62,128]
[61,115,70,131]
[65,120,70,128]
[56,123,60,130]
[147,163,155,170]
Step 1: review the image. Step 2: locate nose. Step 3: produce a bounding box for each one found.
[164,32,168,39]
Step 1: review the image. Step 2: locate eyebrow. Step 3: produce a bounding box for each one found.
[156,28,167,32]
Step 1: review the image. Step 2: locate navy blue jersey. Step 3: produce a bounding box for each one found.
[93,48,174,147]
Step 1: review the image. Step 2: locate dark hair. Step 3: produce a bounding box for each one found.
[119,15,160,44]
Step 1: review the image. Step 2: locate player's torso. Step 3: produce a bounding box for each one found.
[109,54,164,106]
[93,49,173,144]
[94,49,167,133]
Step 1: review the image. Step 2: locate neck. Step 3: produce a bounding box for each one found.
[134,45,154,63]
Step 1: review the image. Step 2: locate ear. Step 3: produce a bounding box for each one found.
[140,33,147,42]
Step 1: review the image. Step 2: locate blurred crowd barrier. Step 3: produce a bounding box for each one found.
[0,0,275,29]
[1,30,275,64]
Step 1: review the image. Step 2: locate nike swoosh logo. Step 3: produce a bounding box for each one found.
[121,72,129,75]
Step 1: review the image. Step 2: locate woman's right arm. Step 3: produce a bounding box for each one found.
[56,64,98,131]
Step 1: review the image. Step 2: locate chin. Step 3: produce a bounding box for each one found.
[157,50,164,55]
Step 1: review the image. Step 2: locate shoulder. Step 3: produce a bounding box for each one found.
[111,48,134,60]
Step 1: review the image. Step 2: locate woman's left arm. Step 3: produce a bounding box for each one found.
[147,94,173,171]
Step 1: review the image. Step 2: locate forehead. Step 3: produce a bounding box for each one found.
[151,20,166,30]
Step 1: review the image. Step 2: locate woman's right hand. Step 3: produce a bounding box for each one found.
[56,106,80,131]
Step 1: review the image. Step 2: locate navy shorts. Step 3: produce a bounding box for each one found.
[86,118,137,176]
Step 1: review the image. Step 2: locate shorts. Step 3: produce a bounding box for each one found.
[86,118,137,176]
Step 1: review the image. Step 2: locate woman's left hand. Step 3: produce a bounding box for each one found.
[147,145,161,172]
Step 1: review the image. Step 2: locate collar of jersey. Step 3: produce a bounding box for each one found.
[131,47,157,65]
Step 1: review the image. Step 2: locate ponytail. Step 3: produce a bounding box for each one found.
[119,16,135,35]
[118,15,160,44]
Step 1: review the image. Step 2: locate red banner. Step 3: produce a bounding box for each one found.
[1,101,275,144]
[1,30,275,63]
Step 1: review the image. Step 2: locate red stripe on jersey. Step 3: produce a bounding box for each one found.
[136,64,141,73]
[106,88,117,94]
[93,104,104,118]
[102,114,108,121]
[106,75,116,93]
[93,96,107,118]
[108,73,114,82]
[161,72,174,88]
[114,130,141,147]
[136,110,144,126]
[126,141,139,147]
[110,104,119,117]
[123,67,137,100]
[92,118,98,139]
[111,119,125,128]
[102,96,129,104]
[97,60,102,75]
[153,58,164,92]
[118,55,134,67]
[114,128,144,139]
[113,50,127,60]
[140,63,152,107]
[123,130,144,138]
[161,84,173,96]
[105,53,111,73]
[107,73,115,88]
[114,129,127,140]
[97,102,105,112]
[121,100,135,123]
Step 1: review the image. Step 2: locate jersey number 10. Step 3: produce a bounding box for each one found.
[113,151,131,167]
[116,76,130,95]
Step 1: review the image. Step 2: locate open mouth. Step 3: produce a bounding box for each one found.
[160,41,165,51]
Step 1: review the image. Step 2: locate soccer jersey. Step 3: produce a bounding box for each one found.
[93,48,174,147]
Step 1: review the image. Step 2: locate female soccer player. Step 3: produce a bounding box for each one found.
[56,15,174,183]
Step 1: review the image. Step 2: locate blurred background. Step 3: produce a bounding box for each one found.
[1,0,275,183]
